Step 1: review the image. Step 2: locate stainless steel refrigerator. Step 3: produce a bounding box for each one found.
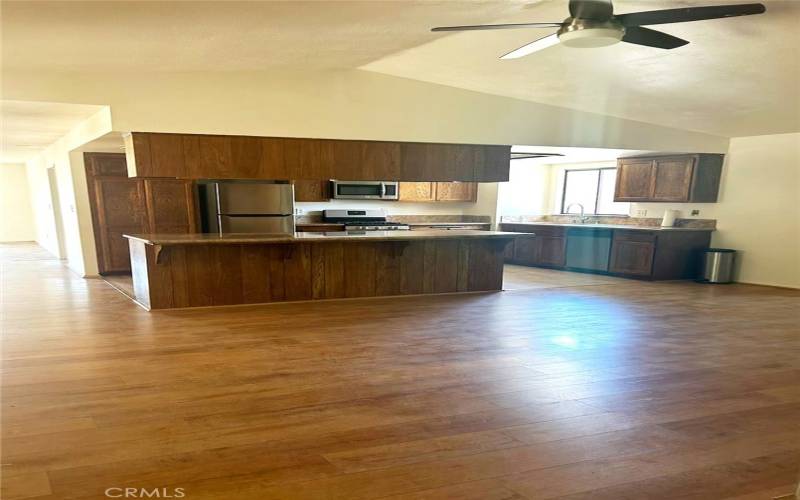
[198,180,295,235]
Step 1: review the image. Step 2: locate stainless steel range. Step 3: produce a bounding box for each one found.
[322,209,410,231]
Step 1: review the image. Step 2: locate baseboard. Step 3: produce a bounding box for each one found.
[735,280,800,290]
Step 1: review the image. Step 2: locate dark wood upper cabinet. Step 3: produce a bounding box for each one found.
[126,132,510,182]
[146,134,188,177]
[293,180,331,202]
[651,157,695,201]
[85,152,128,177]
[474,145,512,182]
[614,158,654,201]
[615,153,723,203]
[143,179,198,233]
[229,135,264,179]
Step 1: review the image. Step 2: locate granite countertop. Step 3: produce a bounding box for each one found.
[294,222,345,227]
[500,222,714,232]
[405,222,491,227]
[124,230,522,246]
[294,221,491,227]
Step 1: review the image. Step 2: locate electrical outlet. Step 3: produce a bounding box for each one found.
[635,209,647,217]
[295,208,304,216]
[691,209,700,216]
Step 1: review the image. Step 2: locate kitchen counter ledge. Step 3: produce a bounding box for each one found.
[124,230,520,246]
[500,222,714,232]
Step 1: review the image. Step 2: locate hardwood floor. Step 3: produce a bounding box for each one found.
[2,243,799,499]
[101,274,135,299]
[503,264,627,290]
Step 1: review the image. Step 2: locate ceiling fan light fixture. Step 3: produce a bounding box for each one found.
[558,26,623,47]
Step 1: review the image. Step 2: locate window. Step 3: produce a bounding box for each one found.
[561,168,629,216]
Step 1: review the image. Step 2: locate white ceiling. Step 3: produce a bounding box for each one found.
[0,101,105,163]
[363,0,800,138]
[0,1,525,72]
[1,1,798,138]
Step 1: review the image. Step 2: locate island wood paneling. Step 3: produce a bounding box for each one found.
[128,238,510,310]
[125,132,510,182]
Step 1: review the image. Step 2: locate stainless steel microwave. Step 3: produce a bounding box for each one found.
[331,180,399,200]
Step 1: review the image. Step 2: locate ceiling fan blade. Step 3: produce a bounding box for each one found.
[500,33,560,59]
[622,26,689,49]
[616,3,765,27]
[569,0,614,20]
[431,22,562,32]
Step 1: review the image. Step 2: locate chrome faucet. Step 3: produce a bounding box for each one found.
[565,203,591,224]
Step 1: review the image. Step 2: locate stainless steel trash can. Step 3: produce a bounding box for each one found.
[702,248,735,283]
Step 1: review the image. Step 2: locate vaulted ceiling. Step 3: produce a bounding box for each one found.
[2,0,798,138]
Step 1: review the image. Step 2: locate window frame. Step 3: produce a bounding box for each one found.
[560,167,628,216]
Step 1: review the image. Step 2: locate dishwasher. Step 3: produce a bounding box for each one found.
[565,228,613,272]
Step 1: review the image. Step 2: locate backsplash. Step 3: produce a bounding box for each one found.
[297,213,491,224]
[500,214,717,229]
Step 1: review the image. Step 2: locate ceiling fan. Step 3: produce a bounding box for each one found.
[432,0,766,59]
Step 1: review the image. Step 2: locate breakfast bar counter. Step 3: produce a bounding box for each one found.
[124,231,520,310]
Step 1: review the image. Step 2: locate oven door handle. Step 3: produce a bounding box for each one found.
[380,183,386,198]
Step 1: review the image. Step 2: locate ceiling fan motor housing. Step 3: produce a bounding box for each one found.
[557,18,624,48]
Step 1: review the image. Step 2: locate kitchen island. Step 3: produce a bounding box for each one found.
[124,230,519,310]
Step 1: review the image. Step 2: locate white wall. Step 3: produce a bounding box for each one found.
[24,107,112,276]
[712,134,799,288]
[0,164,36,242]
[24,161,62,256]
[497,159,553,218]
[4,69,729,153]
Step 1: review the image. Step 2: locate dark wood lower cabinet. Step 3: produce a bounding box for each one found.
[537,236,568,268]
[506,225,567,268]
[512,235,537,265]
[500,223,712,281]
[609,232,656,277]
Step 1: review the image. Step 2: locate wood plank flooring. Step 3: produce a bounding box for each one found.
[2,243,799,499]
